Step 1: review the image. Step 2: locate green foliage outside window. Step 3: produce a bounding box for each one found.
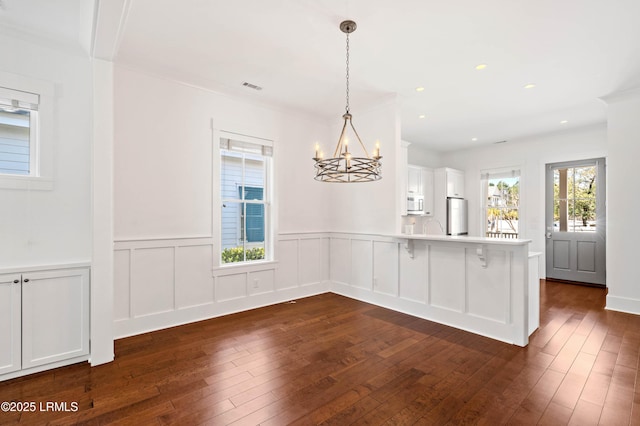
[221,246,265,263]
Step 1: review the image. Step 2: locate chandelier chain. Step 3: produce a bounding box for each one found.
[345,32,350,113]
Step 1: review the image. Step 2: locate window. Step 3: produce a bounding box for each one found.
[220,136,272,264]
[0,87,39,176]
[553,165,597,232]
[482,168,521,238]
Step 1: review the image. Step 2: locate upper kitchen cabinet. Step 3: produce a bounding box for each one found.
[438,168,465,198]
[422,168,434,215]
[407,165,434,216]
[407,165,423,195]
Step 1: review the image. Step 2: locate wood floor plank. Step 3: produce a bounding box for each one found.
[4,281,640,425]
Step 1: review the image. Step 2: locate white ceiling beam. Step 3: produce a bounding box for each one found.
[91,0,130,61]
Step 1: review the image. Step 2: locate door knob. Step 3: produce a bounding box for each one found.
[546,232,552,239]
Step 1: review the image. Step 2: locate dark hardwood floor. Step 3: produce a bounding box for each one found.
[1,280,638,425]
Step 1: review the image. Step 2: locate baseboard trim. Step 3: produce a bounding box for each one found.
[606,294,640,315]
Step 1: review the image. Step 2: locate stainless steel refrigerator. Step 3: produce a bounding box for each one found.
[447,198,468,235]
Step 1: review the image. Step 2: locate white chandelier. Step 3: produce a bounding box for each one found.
[313,20,382,183]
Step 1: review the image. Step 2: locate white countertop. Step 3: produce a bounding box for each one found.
[394,233,532,245]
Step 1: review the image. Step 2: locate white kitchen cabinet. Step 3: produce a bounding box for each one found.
[407,165,434,216]
[0,266,90,381]
[407,165,423,195]
[446,169,465,198]
[422,168,434,216]
[0,274,21,375]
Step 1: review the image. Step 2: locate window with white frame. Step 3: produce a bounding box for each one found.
[482,168,521,238]
[0,86,39,176]
[220,136,272,264]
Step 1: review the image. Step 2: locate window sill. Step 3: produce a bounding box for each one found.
[0,175,53,191]
[212,260,279,277]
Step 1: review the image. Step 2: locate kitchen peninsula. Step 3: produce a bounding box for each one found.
[328,232,536,347]
[399,233,535,346]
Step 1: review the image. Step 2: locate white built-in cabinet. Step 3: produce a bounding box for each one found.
[0,266,90,381]
[407,165,423,195]
[407,165,434,216]
[422,168,434,215]
[444,168,465,198]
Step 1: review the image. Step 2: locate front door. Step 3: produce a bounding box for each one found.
[545,158,606,286]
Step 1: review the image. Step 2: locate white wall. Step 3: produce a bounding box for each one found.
[406,143,444,169]
[439,123,607,277]
[0,35,92,267]
[602,89,640,314]
[325,97,401,234]
[112,65,337,337]
[114,66,331,240]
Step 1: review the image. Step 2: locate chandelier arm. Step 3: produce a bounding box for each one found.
[334,116,349,157]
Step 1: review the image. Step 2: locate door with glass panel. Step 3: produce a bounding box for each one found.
[545,159,606,286]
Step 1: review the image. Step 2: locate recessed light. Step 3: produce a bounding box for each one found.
[475,64,487,70]
[418,114,426,119]
[524,83,536,89]
[415,87,425,92]
[560,120,568,124]
[471,137,478,141]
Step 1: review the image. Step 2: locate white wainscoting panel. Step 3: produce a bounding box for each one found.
[399,241,428,303]
[216,273,247,302]
[175,245,214,309]
[276,239,298,290]
[373,241,399,296]
[299,238,323,286]
[351,239,373,290]
[330,238,351,285]
[466,249,510,323]
[430,245,465,312]
[248,269,275,296]
[114,235,329,339]
[113,249,131,321]
[131,247,175,317]
[113,233,531,346]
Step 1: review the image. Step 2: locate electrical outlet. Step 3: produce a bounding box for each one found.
[253,279,259,288]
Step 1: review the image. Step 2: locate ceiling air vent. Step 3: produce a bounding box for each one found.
[242,82,263,91]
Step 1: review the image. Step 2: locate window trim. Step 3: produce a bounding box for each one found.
[214,129,274,267]
[0,71,54,190]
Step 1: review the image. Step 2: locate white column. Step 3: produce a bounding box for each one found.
[90,59,115,365]
[601,87,640,314]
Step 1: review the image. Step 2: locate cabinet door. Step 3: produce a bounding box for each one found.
[0,274,21,375]
[21,268,90,369]
[407,166,422,195]
[447,170,465,198]
[422,169,434,215]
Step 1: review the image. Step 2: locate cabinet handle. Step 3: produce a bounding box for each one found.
[23,278,30,283]
[13,279,19,284]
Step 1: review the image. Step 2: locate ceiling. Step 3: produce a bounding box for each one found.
[4,0,640,151]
